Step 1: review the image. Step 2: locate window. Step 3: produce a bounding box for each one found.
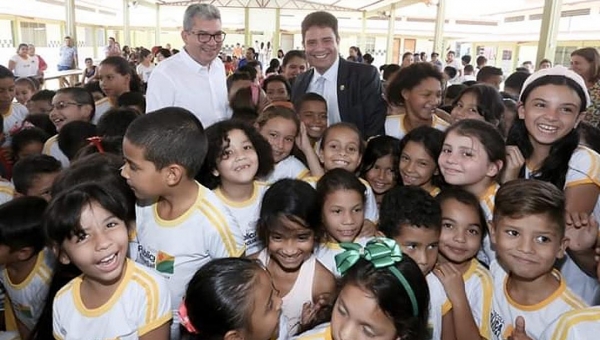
[19,22,47,47]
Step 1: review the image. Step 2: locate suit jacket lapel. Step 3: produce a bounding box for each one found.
[336,58,349,121]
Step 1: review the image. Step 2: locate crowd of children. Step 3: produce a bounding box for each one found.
[1,7,600,340]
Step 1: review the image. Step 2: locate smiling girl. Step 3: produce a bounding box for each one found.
[252,179,335,337]
[359,135,399,208]
[504,65,600,305]
[385,62,448,139]
[45,182,172,340]
[198,119,274,255]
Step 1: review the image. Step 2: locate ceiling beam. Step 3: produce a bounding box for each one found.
[364,0,425,17]
[156,0,359,11]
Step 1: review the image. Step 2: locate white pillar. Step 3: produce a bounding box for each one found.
[385,4,396,64]
[65,0,77,41]
[432,0,446,55]
[536,0,562,66]
[123,0,131,46]
[155,4,161,46]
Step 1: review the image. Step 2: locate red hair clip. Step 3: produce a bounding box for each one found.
[86,136,105,153]
[178,299,198,334]
[8,121,35,136]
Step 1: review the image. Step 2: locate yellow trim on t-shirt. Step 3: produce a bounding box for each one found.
[138,312,173,336]
[504,269,581,311]
[297,324,333,340]
[198,198,244,256]
[442,299,452,315]
[566,146,600,187]
[303,175,321,185]
[296,168,310,180]
[152,182,204,227]
[1,104,12,118]
[5,250,44,289]
[4,295,17,331]
[463,259,493,337]
[132,266,173,335]
[43,134,58,154]
[72,259,133,317]
[0,185,14,196]
[214,181,260,208]
[132,266,159,324]
[479,183,499,204]
[553,308,600,340]
[565,178,596,188]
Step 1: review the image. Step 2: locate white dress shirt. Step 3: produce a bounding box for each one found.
[146,47,230,128]
[308,58,341,126]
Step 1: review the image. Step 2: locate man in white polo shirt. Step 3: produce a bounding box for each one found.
[145,3,229,128]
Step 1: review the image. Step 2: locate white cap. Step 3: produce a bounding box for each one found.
[519,65,591,108]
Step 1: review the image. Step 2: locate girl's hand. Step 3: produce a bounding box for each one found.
[295,122,311,153]
[359,220,377,238]
[566,211,591,229]
[566,213,598,252]
[300,294,332,331]
[433,262,466,303]
[501,146,524,183]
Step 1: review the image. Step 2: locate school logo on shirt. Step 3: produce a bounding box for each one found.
[490,310,505,338]
[14,303,33,319]
[156,251,175,274]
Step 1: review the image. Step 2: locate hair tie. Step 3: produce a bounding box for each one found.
[335,237,419,317]
[178,299,199,334]
[86,136,104,153]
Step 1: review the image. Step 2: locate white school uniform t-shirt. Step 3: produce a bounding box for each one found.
[42,135,70,168]
[2,103,28,147]
[462,258,494,339]
[488,260,587,340]
[314,237,373,278]
[528,145,600,305]
[133,182,245,324]
[262,155,309,185]
[478,183,500,266]
[384,113,449,140]
[0,248,54,330]
[214,181,268,255]
[0,181,14,204]
[136,63,155,83]
[539,306,600,340]
[427,273,452,340]
[303,176,379,223]
[53,259,172,340]
[91,97,112,125]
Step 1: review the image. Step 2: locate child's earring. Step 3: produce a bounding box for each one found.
[212,169,219,177]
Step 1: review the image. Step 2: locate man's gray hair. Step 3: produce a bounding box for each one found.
[183,4,221,31]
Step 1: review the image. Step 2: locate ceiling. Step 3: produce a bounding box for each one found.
[153,0,411,12]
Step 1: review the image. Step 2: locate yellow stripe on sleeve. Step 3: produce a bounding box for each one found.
[133,267,160,324]
[554,308,600,340]
[198,199,243,257]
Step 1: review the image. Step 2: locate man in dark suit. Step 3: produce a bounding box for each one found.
[291,11,386,139]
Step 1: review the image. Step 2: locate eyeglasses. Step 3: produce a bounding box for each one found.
[189,31,226,43]
[51,101,83,110]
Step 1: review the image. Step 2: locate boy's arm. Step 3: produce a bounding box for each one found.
[16,317,31,340]
[139,322,170,340]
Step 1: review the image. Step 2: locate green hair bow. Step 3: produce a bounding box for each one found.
[334,237,419,317]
